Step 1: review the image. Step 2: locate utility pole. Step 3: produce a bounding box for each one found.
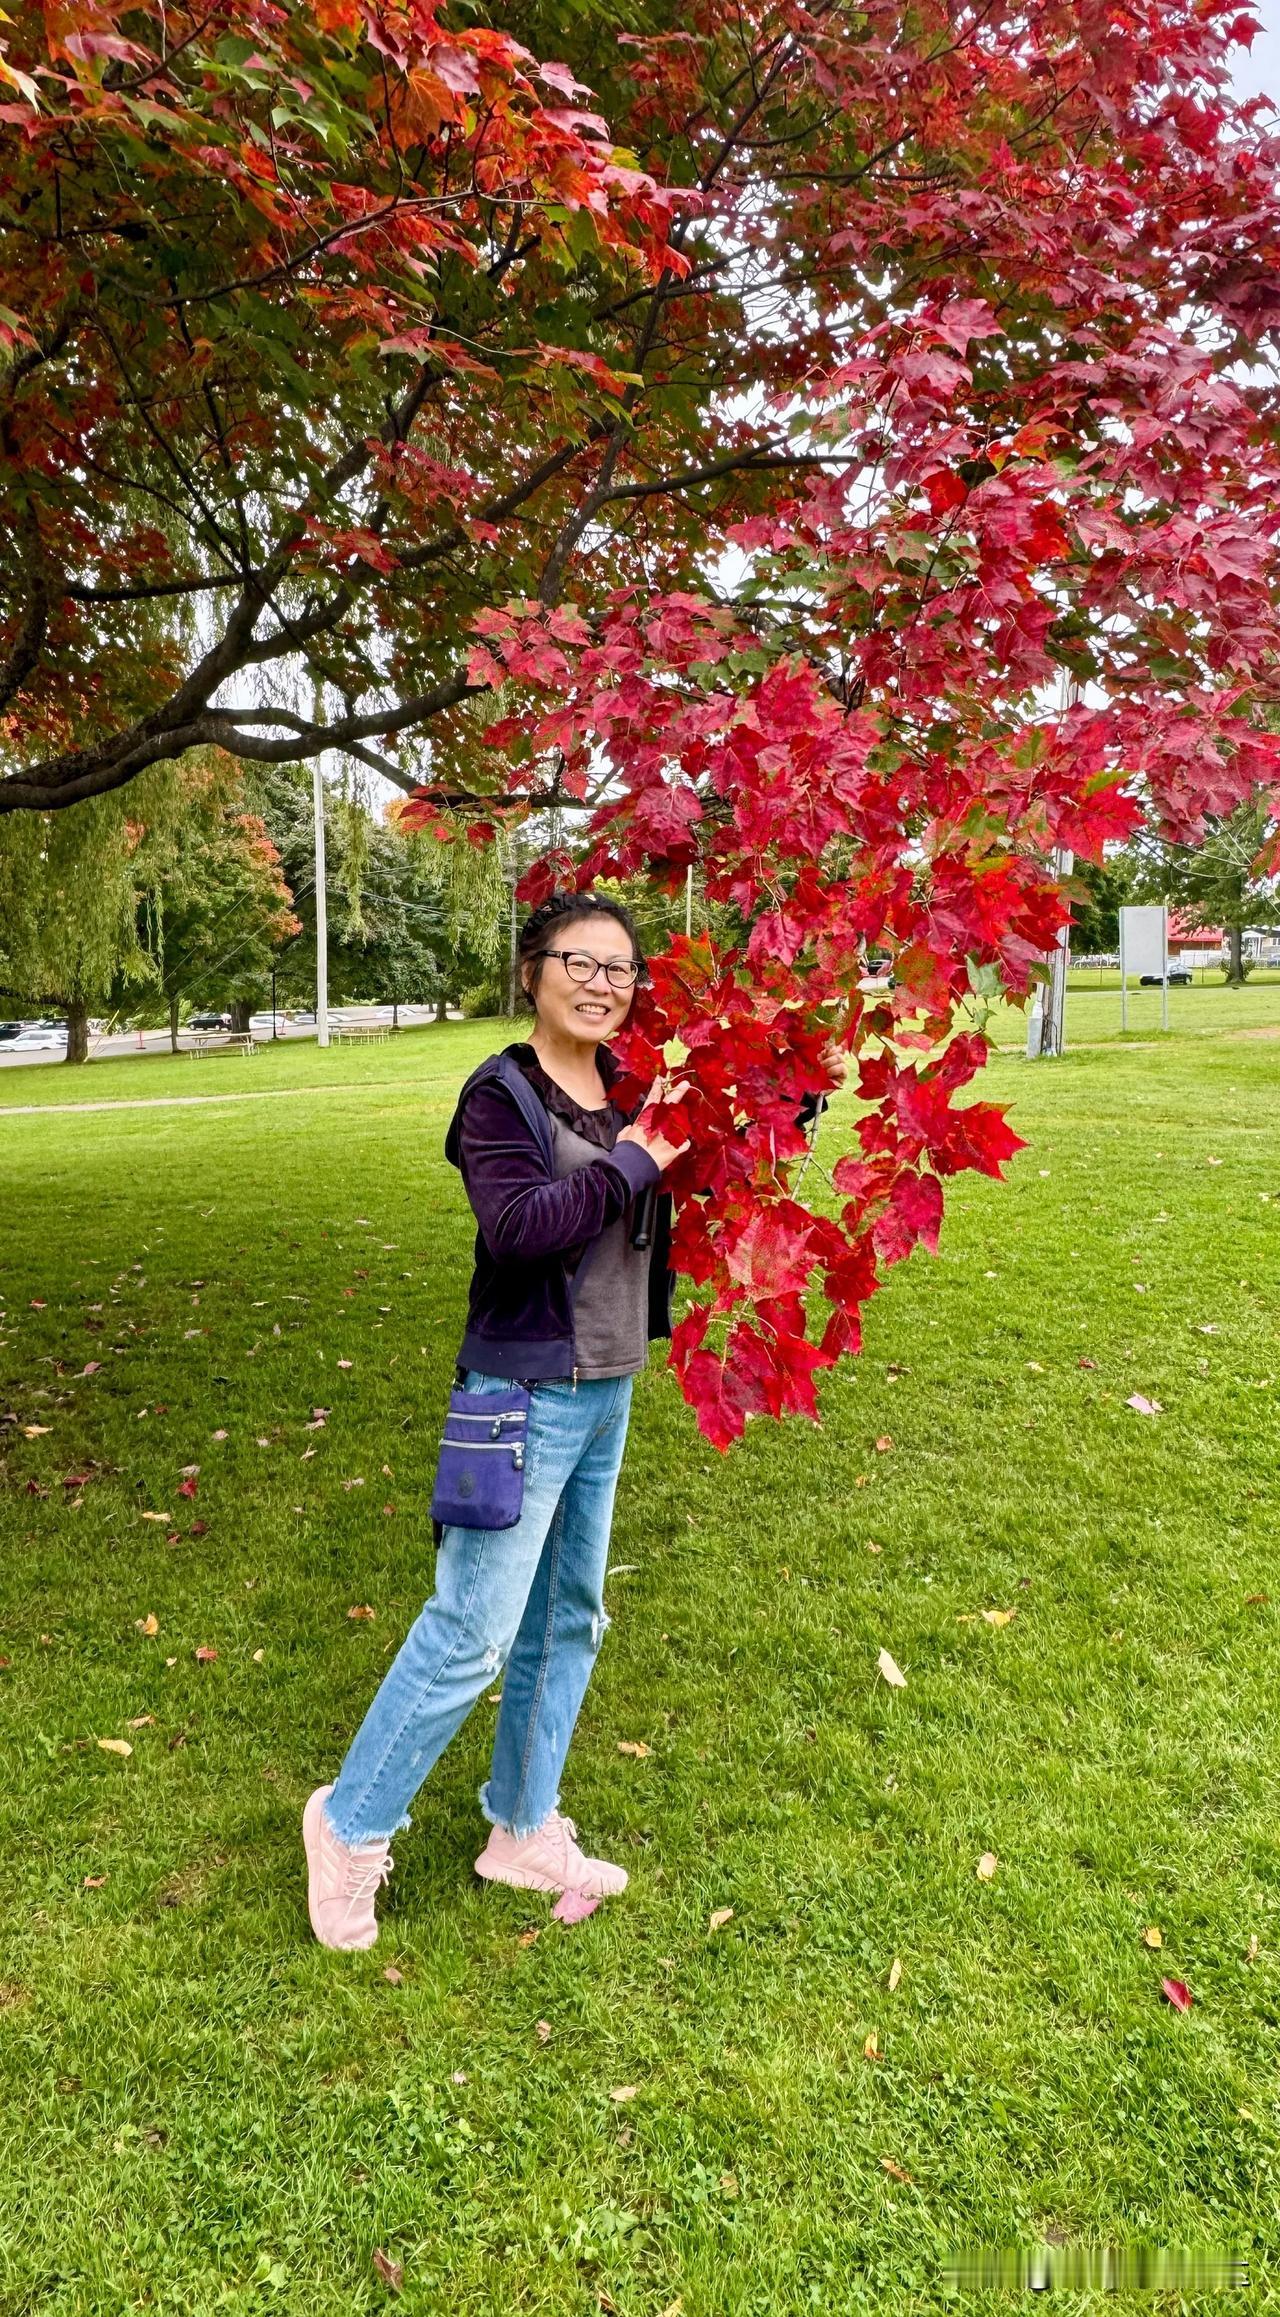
[1027,675,1078,1059]
[313,749,330,1050]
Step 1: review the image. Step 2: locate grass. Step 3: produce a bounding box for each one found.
[0,1016,1277,2315]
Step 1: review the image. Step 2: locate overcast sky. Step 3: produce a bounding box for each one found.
[1230,7,1280,101]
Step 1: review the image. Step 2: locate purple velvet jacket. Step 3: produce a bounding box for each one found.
[444,1042,668,1382]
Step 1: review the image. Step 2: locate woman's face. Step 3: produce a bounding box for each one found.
[526,913,638,1049]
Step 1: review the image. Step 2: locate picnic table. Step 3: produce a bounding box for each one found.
[186,1032,258,1059]
[331,1022,391,1045]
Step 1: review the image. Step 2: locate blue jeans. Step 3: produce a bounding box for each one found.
[325,1370,634,1844]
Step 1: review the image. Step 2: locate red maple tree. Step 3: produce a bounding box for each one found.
[3,2,1280,1440]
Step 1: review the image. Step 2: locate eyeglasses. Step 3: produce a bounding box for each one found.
[539,948,641,990]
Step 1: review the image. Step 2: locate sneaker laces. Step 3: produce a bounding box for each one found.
[342,1843,393,1901]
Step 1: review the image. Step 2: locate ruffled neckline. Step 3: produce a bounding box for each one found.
[508,1041,623,1151]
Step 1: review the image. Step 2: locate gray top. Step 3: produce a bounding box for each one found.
[549,1111,651,1380]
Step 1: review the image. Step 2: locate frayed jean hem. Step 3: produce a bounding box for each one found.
[324,1793,413,1848]
[477,1777,560,1841]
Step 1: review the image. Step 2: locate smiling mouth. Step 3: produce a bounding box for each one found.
[574,1001,612,1018]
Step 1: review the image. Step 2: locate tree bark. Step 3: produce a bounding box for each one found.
[1225,924,1246,986]
[64,997,89,1064]
[169,992,180,1052]
[230,997,253,1033]
[435,993,449,1022]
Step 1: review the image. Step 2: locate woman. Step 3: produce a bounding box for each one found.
[303,889,688,1950]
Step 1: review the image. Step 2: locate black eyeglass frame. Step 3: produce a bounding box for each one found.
[536,947,643,990]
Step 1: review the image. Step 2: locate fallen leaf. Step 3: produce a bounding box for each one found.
[888,1956,902,1992]
[450,2069,468,2085]
[1126,1394,1162,1416]
[251,1648,264,1663]
[194,1645,218,1663]
[980,1608,1016,1629]
[97,1737,132,1758]
[719,2171,739,2196]
[180,1463,200,1478]
[83,1874,108,1889]
[25,1479,48,1498]
[863,2030,881,2060]
[140,1511,171,1524]
[61,1474,91,1489]
[708,1906,735,1933]
[617,1740,652,1758]
[30,1298,45,1309]
[177,1478,198,1500]
[1078,1356,1098,1370]
[976,1851,998,1881]
[189,1519,208,1537]
[535,2019,552,2043]
[552,1888,600,1924]
[80,1361,101,1377]
[517,1927,541,1948]
[874,1435,895,1453]
[212,1427,228,1439]
[865,1538,882,1554]
[880,2157,914,2184]
[1161,1976,1193,2012]
[164,1656,177,1668]
[136,1613,159,1637]
[337,1359,353,1371]
[1246,1934,1259,1963]
[877,1647,907,1689]
[1025,1360,1045,1373]
[347,1605,376,1622]
[23,1424,51,1438]
[371,2249,403,2294]
[609,2085,637,2103]
[1142,1925,1163,1950]
[1245,1592,1270,1607]
[126,1714,155,1730]
[382,1966,404,1986]
[1196,1324,1220,1336]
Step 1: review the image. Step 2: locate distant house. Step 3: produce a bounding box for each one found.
[1168,913,1224,971]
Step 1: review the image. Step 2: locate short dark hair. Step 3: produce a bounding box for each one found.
[517,890,645,1013]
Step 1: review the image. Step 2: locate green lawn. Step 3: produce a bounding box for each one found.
[1,1020,1277,2315]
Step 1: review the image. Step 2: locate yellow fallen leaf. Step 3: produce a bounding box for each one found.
[251,1647,265,1663]
[708,1906,734,1933]
[1245,1934,1259,1963]
[616,1740,652,1758]
[135,1613,159,1636]
[981,1608,1016,1629]
[23,1424,51,1438]
[1142,1925,1163,1949]
[880,2156,914,2184]
[97,1737,132,1758]
[976,1851,998,1881]
[863,2030,881,2061]
[609,2085,637,2102]
[719,2171,739,2196]
[877,1647,907,1689]
[125,1714,154,1730]
[888,1956,902,1992]
[140,1511,171,1523]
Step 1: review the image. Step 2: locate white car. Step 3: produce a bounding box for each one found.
[7,1025,67,1051]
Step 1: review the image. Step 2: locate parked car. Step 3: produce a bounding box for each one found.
[189,1010,232,1030]
[7,1024,67,1051]
[1139,970,1192,987]
[0,1021,23,1042]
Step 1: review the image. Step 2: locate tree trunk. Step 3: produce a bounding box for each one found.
[64,997,89,1065]
[169,992,180,1053]
[435,993,449,1022]
[392,993,399,1028]
[1225,924,1246,986]
[230,997,253,1033]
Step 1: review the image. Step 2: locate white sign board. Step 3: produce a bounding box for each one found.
[1119,905,1167,980]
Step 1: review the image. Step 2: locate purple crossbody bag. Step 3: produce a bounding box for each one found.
[429,1382,531,1533]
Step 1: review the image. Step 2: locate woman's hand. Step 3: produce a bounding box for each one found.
[616,1075,692,1172]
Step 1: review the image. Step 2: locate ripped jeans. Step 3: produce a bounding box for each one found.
[325,1370,634,1845]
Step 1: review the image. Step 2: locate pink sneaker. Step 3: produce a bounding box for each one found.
[302,1784,394,1950]
[475,1809,628,1899]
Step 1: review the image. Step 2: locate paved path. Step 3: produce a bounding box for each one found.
[0,1080,424,1119]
